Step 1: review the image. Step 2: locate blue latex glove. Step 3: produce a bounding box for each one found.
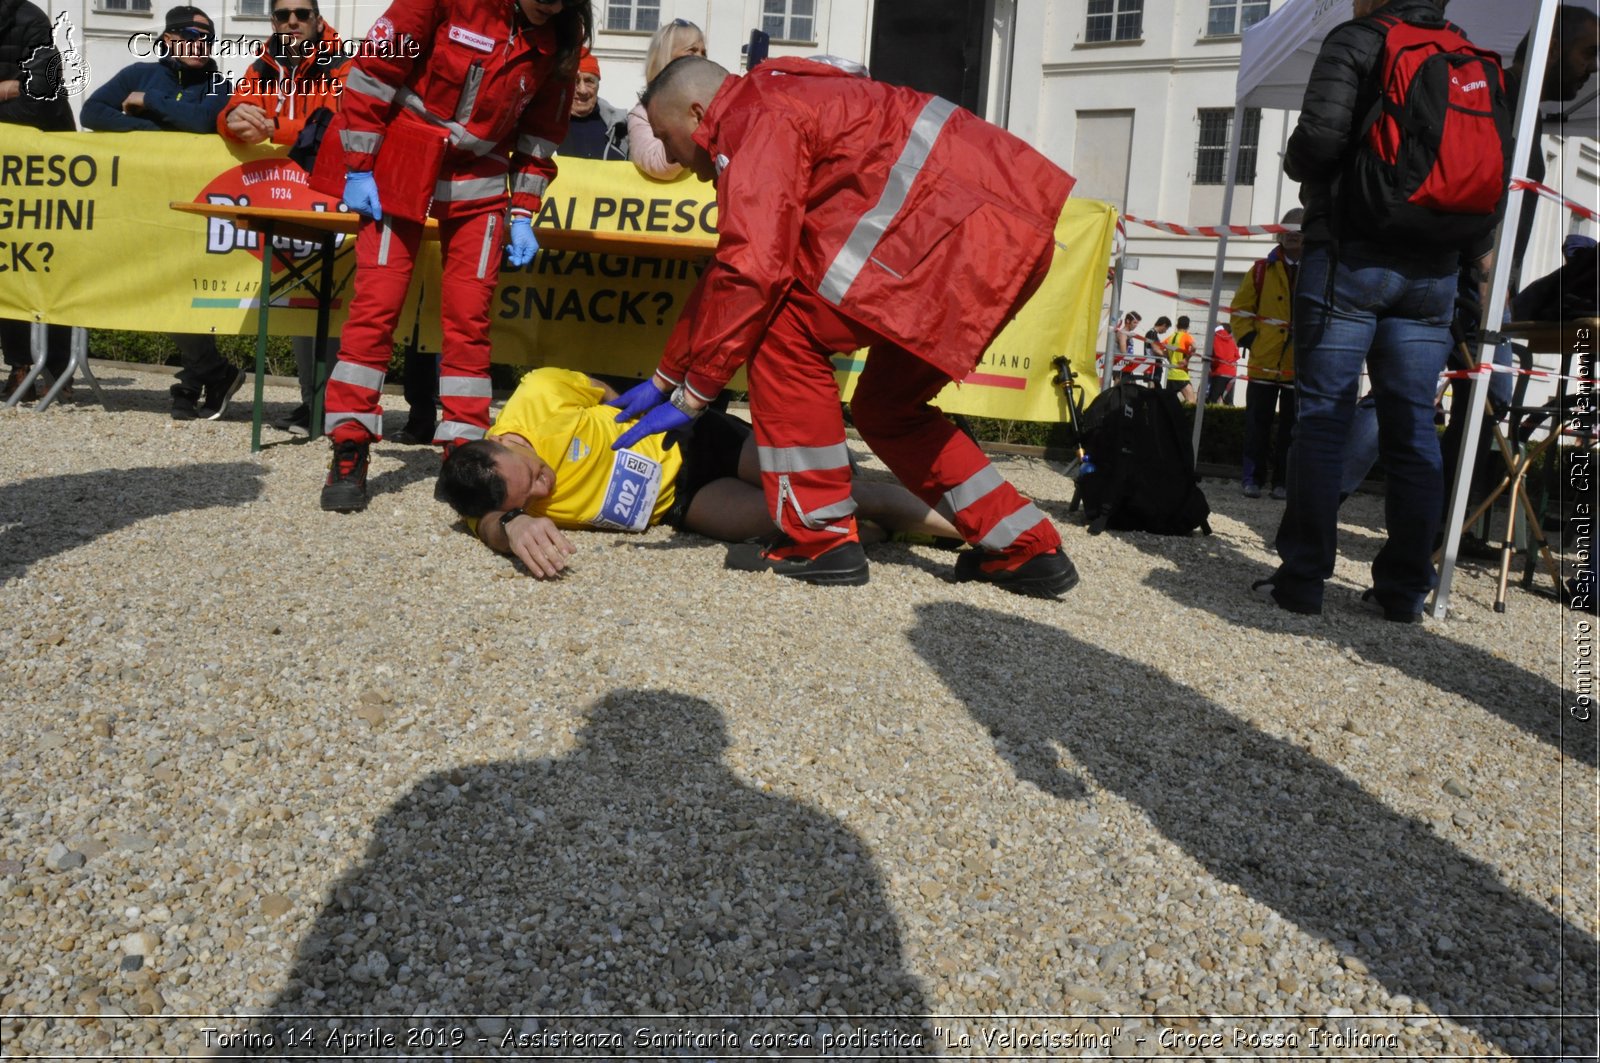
[343,172,382,221]
[606,377,670,423]
[506,216,538,267]
[613,399,697,451]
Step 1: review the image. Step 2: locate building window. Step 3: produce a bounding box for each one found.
[98,0,153,11]
[1206,0,1270,38]
[605,0,660,33]
[237,0,269,17]
[762,0,815,43]
[1085,0,1143,43]
[1195,107,1260,185]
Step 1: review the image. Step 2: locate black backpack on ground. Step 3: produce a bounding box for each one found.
[1070,381,1211,536]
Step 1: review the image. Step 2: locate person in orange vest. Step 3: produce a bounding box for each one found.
[317,0,589,512]
[607,56,1078,597]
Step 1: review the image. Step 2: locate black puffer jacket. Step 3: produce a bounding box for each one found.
[1284,0,1492,262]
[0,0,76,131]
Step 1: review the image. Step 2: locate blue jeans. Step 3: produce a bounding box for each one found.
[1273,242,1456,613]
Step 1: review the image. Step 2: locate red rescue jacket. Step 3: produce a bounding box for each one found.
[658,58,1074,399]
[336,0,570,218]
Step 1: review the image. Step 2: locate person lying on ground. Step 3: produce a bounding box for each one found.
[435,368,960,578]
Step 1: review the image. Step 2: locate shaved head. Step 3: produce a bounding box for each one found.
[641,55,729,111]
[641,56,731,182]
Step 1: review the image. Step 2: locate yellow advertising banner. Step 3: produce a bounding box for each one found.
[0,128,1112,421]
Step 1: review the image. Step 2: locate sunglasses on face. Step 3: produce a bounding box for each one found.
[272,7,314,21]
[169,25,214,42]
[530,0,566,7]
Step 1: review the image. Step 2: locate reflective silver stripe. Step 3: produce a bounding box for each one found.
[757,442,851,474]
[476,214,497,279]
[435,420,486,442]
[450,127,497,156]
[392,88,498,157]
[346,67,396,105]
[438,375,493,399]
[807,498,858,522]
[978,503,1047,551]
[455,64,483,124]
[330,361,385,392]
[817,96,957,306]
[511,172,548,198]
[435,175,508,202]
[324,410,383,434]
[515,134,558,158]
[936,464,1005,521]
[377,220,393,266]
[341,129,382,154]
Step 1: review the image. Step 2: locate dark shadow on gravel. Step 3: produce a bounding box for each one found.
[0,462,263,582]
[242,690,932,1058]
[366,446,442,500]
[1115,523,1588,769]
[911,601,1594,1059]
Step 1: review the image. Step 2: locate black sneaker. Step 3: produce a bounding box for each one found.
[954,545,1079,598]
[273,404,312,436]
[1361,588,1423,624]
[199,366,248,421]
[171,388,200,421]
[391,420,436,446]
[1252,577,1321,616]
[320,441,370,512]
[725,536,869,586]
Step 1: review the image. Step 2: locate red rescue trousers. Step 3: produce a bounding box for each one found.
[324,209,503,446]
[747,283,1061,561]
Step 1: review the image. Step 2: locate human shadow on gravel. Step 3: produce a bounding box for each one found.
[912,601,1594,1059]
[0,462,263,583]
[366,446,441,501]
[242,690,933,1058]
[1120,526,1589,768]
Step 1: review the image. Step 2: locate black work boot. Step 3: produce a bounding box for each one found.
[321,440,370,512]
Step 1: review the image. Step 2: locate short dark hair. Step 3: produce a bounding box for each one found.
[1154,316,1172,329]
[640,54,712,109]
[1176,315,1191,329]
[435,439,509,518]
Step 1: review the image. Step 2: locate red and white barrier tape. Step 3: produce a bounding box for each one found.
[1122,214,1298,238]
[1128,280,1291,328]
[1510,177,1599,222]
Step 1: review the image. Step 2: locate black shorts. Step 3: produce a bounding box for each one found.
[663,408,752,529]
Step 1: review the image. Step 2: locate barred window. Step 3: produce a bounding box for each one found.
[1194,107,1260,185]
[98,0,154,11]
[605,0,660,33]
[238,0,269,17]
[1085,0,1143,43]
[1206,0,1270,38]
[762,0,815,43]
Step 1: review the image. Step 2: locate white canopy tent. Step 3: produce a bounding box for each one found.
[1196,0,1598,619]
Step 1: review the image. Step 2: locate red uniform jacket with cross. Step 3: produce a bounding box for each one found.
[335,0,570,218]
[657,58,1075,401]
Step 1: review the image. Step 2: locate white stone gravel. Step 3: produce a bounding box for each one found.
[0,366,1594,1060]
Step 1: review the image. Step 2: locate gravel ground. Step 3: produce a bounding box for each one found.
[1,365,1595,1060]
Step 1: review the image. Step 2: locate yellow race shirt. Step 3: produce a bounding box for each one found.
[487,368,684,531]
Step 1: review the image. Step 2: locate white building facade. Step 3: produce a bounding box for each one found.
[45,0,1595,349]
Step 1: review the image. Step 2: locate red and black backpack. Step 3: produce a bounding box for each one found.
[1341,13,1513,246]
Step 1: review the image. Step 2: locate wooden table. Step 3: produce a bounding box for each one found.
[170,202,717,451]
